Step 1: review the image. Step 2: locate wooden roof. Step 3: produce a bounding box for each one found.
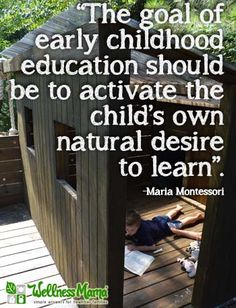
[131,50,221,108]
[0,5,101,73]
[1,6,93,59]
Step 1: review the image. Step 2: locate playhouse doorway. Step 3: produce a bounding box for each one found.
[123,101,207,307]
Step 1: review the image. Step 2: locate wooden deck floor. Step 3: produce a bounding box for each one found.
[0,204,77,307]
[124,196,205,308]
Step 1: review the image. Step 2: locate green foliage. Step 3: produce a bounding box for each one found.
[0,0,77,131]
[144,0,236,63]
[108,0,136,11]
[0,0,77,52]
[0,80,16,132]
[110,0,236,63]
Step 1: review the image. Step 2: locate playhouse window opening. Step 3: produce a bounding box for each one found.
[24,107,35,149]
[54,121,76,191]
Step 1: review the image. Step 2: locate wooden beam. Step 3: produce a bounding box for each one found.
[192,84,236,307]
[0,147,21,161]
[98,22,129,307]
[0,159,22,173]
[0,136,19,147]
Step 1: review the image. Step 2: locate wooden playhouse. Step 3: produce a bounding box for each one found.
[1,4,236,307]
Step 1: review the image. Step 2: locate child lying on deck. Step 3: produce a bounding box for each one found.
[125,205,204,252]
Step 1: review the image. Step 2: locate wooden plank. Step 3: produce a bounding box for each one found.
[63,185,72,286]
[0,160,22,173]
[88,74,98,289]
[46,75,61,286]
[0,255,54,278]
[79,74,90,283]
[157,95,220,109]
[0,136,19,148]
[123,244,187,280]
[73,74,83,285]
[0,171,23,185]
[98,22,130,307]
[35,72,48,251]
[124,263,185,295]
[127,196,182,212]
[70,192,78,287]
[140,203,198,220]
[0,147,21,161]
[0,226,38,240]
[142,286,194,308]
[0,265,59,291]
[0,232,41,248]
[179,196,206,212]
[54,183,64,283]
[58,183,69,284]
[0,240,45,258]
[123,273,193,307]
[0,193,25,207]
[40,72,55,265]
[0,183,24,197]
[68,190,77,287]
[0,247,49,267]
[0,219,34,232]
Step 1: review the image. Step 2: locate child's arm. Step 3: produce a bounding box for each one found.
[127,244,157,252]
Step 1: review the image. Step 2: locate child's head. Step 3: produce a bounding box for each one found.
[125,210,141,236]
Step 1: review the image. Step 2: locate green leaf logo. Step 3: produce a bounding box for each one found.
[6,282,16,294]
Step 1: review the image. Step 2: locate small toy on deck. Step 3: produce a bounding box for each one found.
[186,240,201,261]
[177,240,201,278]
[177,257,198,278]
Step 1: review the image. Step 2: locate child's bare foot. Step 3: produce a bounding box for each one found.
[176,204,184,212]
[197,212,205,220]
[195,232,202,241]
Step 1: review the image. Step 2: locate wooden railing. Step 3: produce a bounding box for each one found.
[0,136,25,207]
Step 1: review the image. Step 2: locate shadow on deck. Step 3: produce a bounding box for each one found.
[124,197,205,308]
[0,204,77,307]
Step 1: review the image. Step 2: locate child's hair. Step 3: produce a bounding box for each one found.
[126,210,141,226]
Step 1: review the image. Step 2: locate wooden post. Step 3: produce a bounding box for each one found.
[98,22,131,307]
[192,84,236,307]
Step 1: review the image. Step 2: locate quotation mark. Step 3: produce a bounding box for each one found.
[212,156,224,177]
[212,156,221,163]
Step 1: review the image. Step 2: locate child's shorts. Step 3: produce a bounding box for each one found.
[152,215,183,236]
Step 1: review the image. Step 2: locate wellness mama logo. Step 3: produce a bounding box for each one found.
[6,281,109,305]
[6,282,26,304]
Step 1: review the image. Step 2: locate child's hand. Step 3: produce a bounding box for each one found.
[127,244,137,251]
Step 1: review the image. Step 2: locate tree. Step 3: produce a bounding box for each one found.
[0,0,77,131]
[0,0,77,52]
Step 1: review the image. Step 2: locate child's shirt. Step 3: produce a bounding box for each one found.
[129,216,173,246]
